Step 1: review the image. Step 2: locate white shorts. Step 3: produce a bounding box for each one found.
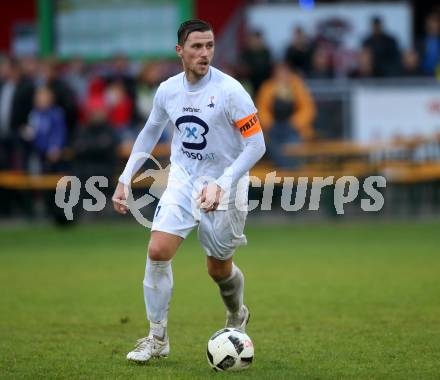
[151,193,248,261]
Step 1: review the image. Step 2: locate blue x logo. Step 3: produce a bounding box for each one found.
[185,126,198,139]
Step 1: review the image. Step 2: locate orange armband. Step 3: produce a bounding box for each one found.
[234,113,262,138]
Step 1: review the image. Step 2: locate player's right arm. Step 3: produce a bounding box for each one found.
[112,84,168,214]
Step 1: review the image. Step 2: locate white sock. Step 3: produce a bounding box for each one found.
[150,320,167,340]
[215,263,244,315]
[143,258,173,339]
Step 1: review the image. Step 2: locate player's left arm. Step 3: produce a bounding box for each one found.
[199,84,266,212]
[199,129,265,211]
[199,129,265,212]
[215,116,266,191]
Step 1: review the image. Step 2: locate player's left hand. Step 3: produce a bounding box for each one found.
[197,183,224,213]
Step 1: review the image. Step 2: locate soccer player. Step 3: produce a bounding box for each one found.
[112,19,266,363]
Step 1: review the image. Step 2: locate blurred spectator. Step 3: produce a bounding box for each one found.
[105,80,133,142]
[362,16,401,77]
[63,57,88,103]
[238,30,272,95]
[256,62,316,168]
[19,55,39,84]
[24,85,69,224]
[81,76,106,124]
[417,13,440,76]
[0,56,35,169]
[39,59,78,143]
[309,47,333,79]
[72,99,118,220]
[310,18,347,77]
[22,86,66,173]
[73,98,117,179]
[284,27,312,75]
[349,48,374,79]
[136,62,161,122]
[135,61,172,142]
[105,54,136,120]
[400,49,425,77]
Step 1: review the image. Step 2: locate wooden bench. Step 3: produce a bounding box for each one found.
[117,142,171,159]
[2,136,440,191]
[0,172,66,190]
[381,162,440,184]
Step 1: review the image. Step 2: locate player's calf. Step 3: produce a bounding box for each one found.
[212,262,249,331]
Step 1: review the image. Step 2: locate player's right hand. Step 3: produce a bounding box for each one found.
[112,181,129,215]
[196,182,224,213]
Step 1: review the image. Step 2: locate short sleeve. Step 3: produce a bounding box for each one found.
[147,83,168,124]
[226,81,261,138]
[226,82,257,123]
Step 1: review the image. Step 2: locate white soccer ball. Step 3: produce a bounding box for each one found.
[206,328,254,371]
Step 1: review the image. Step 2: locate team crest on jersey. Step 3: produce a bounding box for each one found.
[207,96,215,108]
[185,126,198,139]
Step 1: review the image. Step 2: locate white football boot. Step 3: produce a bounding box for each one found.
[225,305,250,332]
[126,335,170,363]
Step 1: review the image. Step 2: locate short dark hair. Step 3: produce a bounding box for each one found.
[372,16,382,26]
[177,19,213,46]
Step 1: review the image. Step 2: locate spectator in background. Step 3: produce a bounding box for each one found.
[22,86,66,173]
[136,62,161,122]
[73,98,117,181]
[105,80,133,142]
[417,13,440,76]
[136,61,171,143]
[238,30,272,96]
[24,85,68,224]
[349,48,374,79]
[284,27,312,75]
[19,55,39,83]
[81,76,107,125]
[0,56,35,170]
[72,98,118,219]
[362,16,400,77]
[39,59,78,143]
[308,47,334,79]
[400,49,425,77]
[105,54,136,120]
[63,57,88,103]
[256,62,316,168]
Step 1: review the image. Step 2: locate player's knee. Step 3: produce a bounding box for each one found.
[207,263,231,282]
[148,240,174,261]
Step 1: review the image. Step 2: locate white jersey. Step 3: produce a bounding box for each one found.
[120,66,265,210]
[151,66,258,182]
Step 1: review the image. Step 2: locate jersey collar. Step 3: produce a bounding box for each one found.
[183,67,212,93]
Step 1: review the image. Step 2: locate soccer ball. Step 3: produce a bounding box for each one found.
[206,328,254,371]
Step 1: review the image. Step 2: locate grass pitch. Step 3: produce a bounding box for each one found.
[1,220,440,379]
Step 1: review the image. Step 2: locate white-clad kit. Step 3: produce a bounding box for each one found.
[119,64,265,363]
[120,67,264,259]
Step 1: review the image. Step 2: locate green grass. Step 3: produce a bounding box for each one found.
[1,221,440,379]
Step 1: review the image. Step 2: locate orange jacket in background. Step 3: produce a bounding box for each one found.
[256,73,316,140]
